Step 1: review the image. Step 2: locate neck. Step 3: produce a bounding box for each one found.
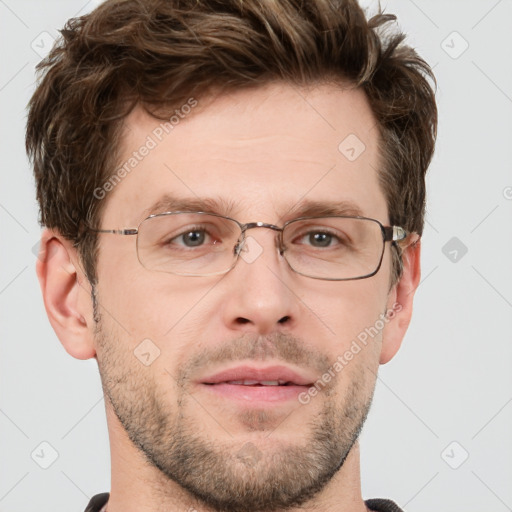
[104,405,369,512]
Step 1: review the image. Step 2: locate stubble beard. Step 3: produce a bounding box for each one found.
[95,310,376,512]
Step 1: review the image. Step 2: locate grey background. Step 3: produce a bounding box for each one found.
[1,0,511,511]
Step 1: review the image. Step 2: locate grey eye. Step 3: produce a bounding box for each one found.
[180,230,206,247]
[308,232,334,247]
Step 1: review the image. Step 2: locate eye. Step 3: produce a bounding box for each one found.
[176,229,207,247]
[305,231,335,247]
[166,226,216,248]
[294,229,347,248]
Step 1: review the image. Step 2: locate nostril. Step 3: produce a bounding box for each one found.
[234,316,290,326]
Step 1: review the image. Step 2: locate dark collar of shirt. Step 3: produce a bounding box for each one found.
[84,493,405,512]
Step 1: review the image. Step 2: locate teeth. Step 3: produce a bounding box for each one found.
[226,380,289,386]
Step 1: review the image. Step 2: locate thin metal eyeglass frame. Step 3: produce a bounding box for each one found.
[92,211,412,281]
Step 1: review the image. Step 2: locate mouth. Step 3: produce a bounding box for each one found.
[214,379,295,386]
[198,365,315,404]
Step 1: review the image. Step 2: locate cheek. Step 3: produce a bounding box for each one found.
[300,278,389,383]
[97,240,174,328]
[96,263,221,356]
[306,277,389,340]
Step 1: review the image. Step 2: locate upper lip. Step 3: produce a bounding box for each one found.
[199,365,315,386]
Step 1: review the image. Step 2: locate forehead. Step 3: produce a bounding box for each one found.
[102,82,387,227]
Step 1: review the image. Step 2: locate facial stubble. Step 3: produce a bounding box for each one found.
[95,308,377,512]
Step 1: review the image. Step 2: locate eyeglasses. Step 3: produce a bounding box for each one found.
[93,211,416,281]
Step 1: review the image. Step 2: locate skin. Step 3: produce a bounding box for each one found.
[37,82,421,512]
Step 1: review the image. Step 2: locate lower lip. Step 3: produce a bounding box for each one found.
[199,383,310,403]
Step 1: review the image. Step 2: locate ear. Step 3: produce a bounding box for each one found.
[36,229,97,360]
[380,238,421,364]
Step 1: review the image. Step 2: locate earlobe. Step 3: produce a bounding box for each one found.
[380,238,421,364]
[36,229,97,360]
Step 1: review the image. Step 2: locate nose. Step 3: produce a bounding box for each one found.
[220,228,300,335]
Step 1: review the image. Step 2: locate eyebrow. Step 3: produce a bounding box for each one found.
[283,199,364,219]
[144,194,239,218]
[143,194,364,222]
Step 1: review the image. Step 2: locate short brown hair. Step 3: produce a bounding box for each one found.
[26,0,437,285]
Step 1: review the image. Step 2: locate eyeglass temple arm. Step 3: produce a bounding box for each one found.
[91,228,138,235]
[384,226,420,247]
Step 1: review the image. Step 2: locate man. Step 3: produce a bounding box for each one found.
[26,0,437,511]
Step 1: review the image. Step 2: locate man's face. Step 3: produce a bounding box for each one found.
[93,82,397,512]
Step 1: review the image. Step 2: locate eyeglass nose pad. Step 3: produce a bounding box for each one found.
[277,231,286,256]
[234,235,246,256]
